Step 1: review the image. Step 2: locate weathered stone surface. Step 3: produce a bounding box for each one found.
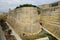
[7,7,42,36]
[40,5,60,39]
[6,1,60,39]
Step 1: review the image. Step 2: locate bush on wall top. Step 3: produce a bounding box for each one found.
[15,4,39,9]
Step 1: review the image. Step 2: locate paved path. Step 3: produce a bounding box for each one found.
[42,21,60,40]
[6,21,60,40]
[0,26,6,40]
[35,37,49,40]
[6,22,22,40]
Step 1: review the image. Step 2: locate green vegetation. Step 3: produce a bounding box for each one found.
[21,33,47,40]
[37,33,57,40]
[21,33,57,40]
[46,33,58,40]
[15,4,39,9]
[20,4,36,7]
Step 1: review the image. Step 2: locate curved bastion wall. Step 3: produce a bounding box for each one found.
[7,7,42,36]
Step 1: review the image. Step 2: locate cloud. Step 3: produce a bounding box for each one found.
[0,0,60,12]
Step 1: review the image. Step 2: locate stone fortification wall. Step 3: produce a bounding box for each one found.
[7,7,41,36]
[40,4,60,39]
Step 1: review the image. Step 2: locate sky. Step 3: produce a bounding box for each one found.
[0,0,60,12]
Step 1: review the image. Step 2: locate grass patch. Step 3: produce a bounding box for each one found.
[46,33,58,40]
[21,33,57,40]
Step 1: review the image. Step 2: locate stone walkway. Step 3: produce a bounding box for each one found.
[0,26,6,40]
[6,22,22,40]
